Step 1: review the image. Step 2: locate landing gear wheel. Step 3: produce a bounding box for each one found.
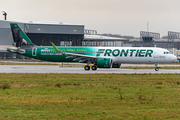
[155,63,159,71]
[155,67,159,71]
[84,65,90,71]
[91,65,97,71]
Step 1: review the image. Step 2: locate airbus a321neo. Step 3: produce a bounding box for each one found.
[7,23,177,71]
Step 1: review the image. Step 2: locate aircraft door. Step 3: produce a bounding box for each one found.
[153,49,159,58]
[32,47,37,56]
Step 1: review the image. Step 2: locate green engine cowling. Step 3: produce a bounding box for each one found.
[96,58,112,68]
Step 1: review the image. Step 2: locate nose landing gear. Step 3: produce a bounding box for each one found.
[155,67,159,71]
[155,63,159,71]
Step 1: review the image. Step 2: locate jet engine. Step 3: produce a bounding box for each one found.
[96,58,112,68]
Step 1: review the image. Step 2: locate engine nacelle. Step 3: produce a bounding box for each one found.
[96,58,112,68]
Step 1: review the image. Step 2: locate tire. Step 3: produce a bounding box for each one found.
[91,66,97,71]
[155,68,159,71]
[84,65,90,71]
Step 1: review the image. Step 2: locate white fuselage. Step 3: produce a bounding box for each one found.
[98,47,177,64]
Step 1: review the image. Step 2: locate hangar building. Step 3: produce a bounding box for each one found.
[0,20,127,58]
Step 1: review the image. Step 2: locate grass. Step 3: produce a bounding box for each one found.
[0,74,180,119]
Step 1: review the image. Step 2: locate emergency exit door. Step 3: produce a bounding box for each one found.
[32,47,37,56]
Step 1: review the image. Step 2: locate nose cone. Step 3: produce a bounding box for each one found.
[172,55,178,62]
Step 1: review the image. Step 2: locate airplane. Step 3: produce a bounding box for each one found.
[7,23,178,71]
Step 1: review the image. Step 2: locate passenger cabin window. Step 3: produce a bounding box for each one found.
[164,52,171,54]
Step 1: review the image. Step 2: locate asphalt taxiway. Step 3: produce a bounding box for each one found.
[0,65,180,74]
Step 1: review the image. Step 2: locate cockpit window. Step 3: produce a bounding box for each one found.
[164,52,171,54]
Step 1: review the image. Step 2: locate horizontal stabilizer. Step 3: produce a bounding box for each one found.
[7,47,25,53]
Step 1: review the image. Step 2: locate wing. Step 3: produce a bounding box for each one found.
[51,42,102,63]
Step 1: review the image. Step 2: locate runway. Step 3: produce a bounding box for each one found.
[0,65,180,74]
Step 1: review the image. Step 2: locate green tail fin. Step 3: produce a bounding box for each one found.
[10,23,34,47]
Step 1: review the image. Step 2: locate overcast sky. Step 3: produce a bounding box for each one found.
[1,0,180,37]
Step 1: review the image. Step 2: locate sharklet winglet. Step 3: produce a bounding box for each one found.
[51,42,59,51]
[51,42,66,55]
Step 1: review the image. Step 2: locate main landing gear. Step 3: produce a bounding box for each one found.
[155,63,159,71]
[84,65,90,71]
[91,65,97,70]
[84,65,97,71]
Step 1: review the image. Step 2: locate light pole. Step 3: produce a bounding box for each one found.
[2,11,7,20]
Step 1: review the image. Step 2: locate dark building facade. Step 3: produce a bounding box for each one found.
[27,33,83,46]
[23,23,84,46]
